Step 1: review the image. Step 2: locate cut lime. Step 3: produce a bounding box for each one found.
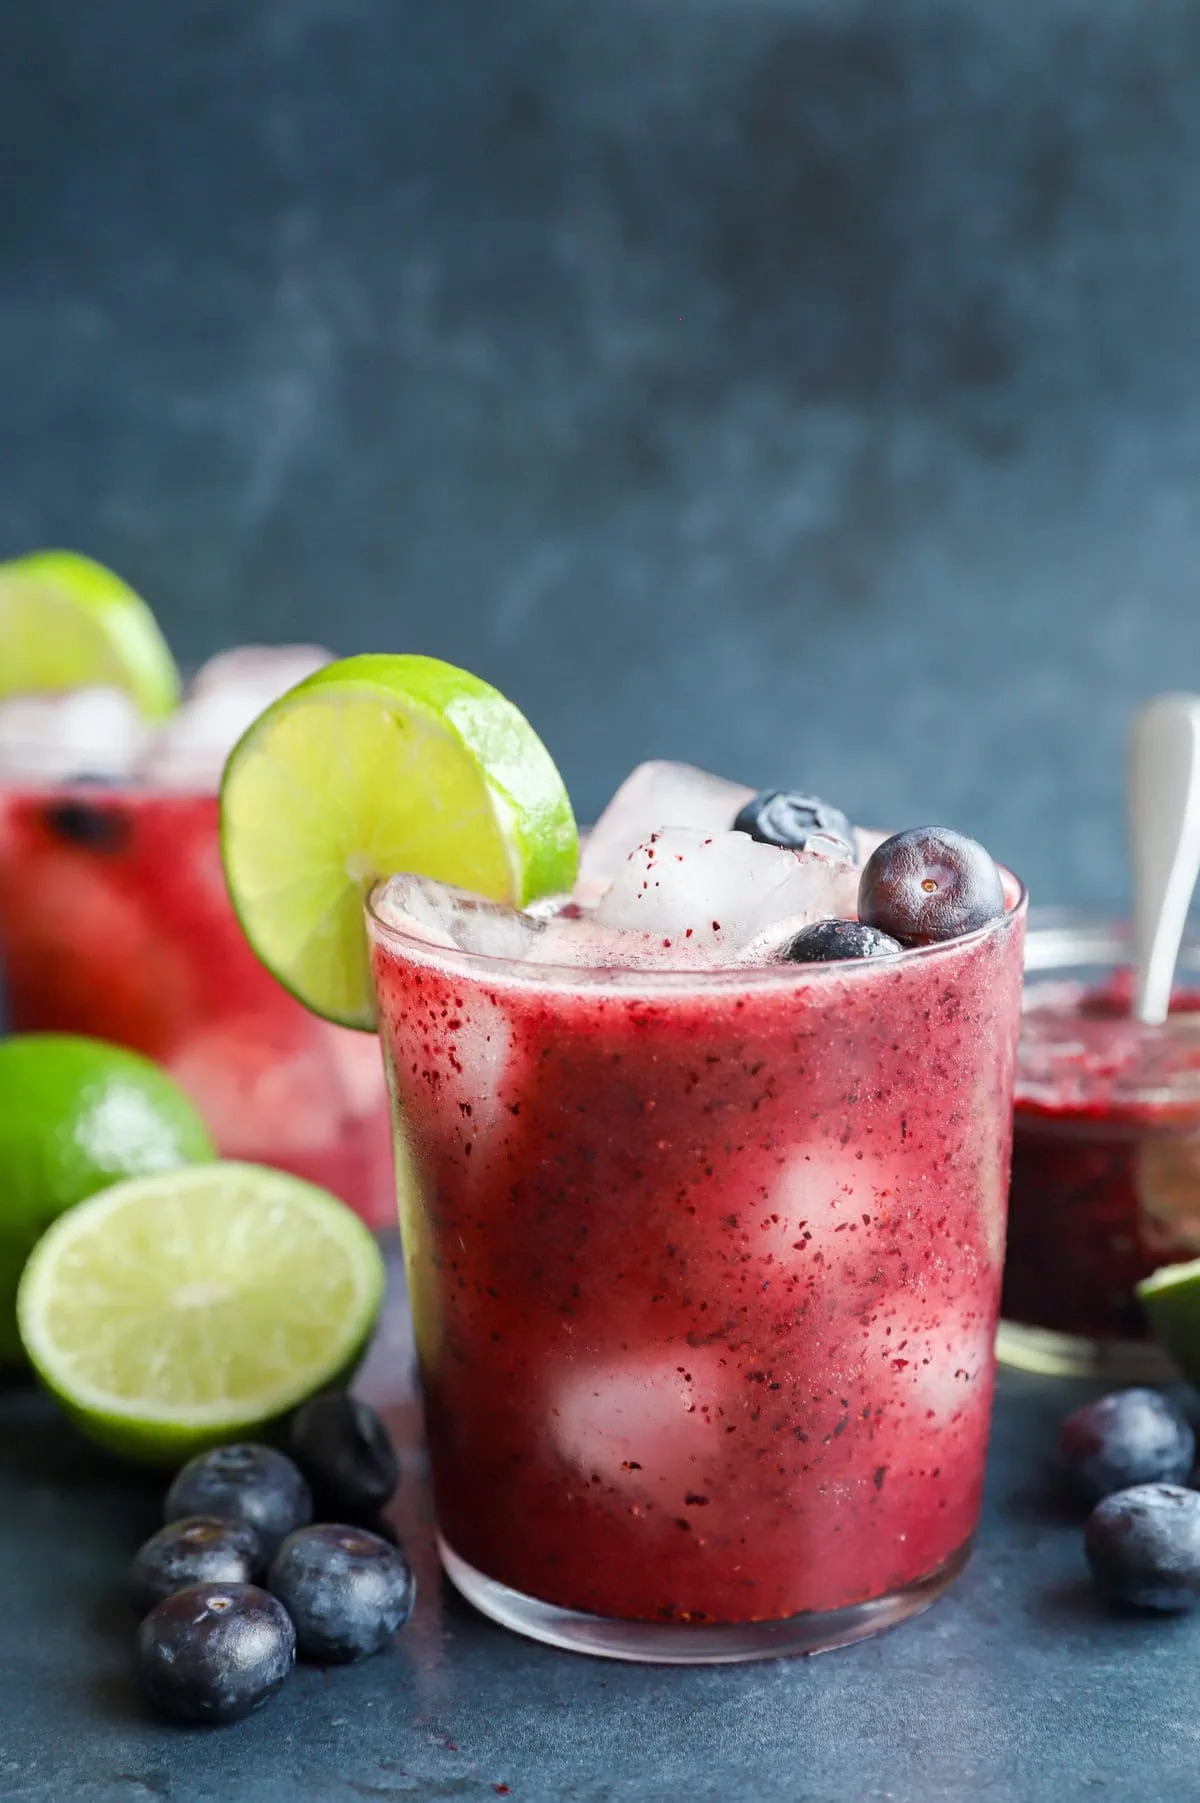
[1136,1259,1200,1381]
[0,1034,215,1364]
[0,549,180,719]
[17,1161,386,1464]
[220,653,578,1029]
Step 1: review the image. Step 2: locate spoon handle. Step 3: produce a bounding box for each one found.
[1128,693,1200,1025]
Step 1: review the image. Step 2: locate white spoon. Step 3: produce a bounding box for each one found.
[1127,693,1200,1025]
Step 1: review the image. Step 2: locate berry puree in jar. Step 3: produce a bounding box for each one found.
[368,799,1026,1641]
[1004,949,1200,1363]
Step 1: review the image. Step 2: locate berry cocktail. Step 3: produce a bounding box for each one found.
[0,780,394,1230]
[218,655,1027,1661]
[0,545,394,1232]
[369,870,1024,1655]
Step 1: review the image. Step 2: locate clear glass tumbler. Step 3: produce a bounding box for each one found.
[367,873,1026,1663]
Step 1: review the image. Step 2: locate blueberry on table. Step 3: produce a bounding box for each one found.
[289,1390,399,1521]
[1061,1389,1195,1504]
[129,1516,263,1616]
[732,791,854,857]
[1085,1484,1200,1611]
[858,827,1005,946]
[268,1523,416,1664]
[135,1582,296,1723]
[781,920,902,963]
[164,1444,313,1562]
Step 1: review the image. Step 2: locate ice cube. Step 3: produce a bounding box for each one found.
[189,644,334,696]
[593,828,858,962]
[579,761,755,900]
[842,1298,995,1428]
[525,910,705,970]
[0,686,151,781]
[167,1016,358,1157]
[550,1349,731,1492]
[854,826,890,864]
[372,871,545,961]
[734,836,863,963]
[139,644,334,790]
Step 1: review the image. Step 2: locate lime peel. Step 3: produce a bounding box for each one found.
[220,653,578,1030]
[0,549,180,719]
[1136,1258,1200,1381]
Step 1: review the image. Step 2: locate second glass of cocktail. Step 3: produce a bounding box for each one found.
[219,655,1027,1662]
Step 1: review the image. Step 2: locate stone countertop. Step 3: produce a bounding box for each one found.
[0,1246,1181,1803]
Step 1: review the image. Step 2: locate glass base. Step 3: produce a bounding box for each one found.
[996,1318,1177,1382]
[438,1533,971,1664]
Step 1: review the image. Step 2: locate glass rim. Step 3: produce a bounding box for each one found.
[0,762,221,796]
[364,869,1027,993]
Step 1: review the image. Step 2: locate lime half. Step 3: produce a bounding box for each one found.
[1136,1259,1200,1381]
[0,1034,215,1365]
[0,549,180,718]
[220,653,578,1029]
[17,1162,386,1464]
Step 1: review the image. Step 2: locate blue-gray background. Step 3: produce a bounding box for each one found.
[7,0,1200,910]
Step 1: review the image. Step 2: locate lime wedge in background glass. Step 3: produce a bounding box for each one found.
[0,549,180,717]
[0,1034,215,1364]
[220,653,578,1029]
[17,1162,386,1464]
[1136,1259,1200,1381]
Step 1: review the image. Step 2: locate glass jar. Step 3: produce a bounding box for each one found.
[999,910,1200,1380]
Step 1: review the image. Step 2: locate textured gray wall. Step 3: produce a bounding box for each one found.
[6,0,1200,907]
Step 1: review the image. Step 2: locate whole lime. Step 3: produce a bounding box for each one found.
[0,1033,214,1361]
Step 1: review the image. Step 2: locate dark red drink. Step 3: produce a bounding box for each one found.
[1003,917,1200,1378]
[0,780,394,1228]
[368,875,1025,1657]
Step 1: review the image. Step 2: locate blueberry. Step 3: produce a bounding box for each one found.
[289,1391,399,1521]
[780,920,903,963]
[1061,1389,1194,1504]
[733,791,854,857]
[129,1516,263,1616]
[164,1445,312,1562]
[135,1582,296,1723]
[42,799,129,853]
[1085,1484,1200,1611]
[858,827,1005,946]
[267,1523,415,1664]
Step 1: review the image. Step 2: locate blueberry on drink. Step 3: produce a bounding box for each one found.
[781,920,902,963]
[1061,1389,1195,1505]
[267,1523,416,1664]
[164,1444,313,1563]
[135,1582,296,1723]
[733,791,854,857]
[129,1517,263,1616]
[858,827,1005,946]
[1085,1485,1200,1611]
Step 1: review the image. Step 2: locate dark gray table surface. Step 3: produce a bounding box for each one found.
[0,1243,1175,1803]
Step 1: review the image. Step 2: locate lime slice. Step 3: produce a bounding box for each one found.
[1136,1259,1200,1380]
[0,1034,215,1365]
[220,653,578,1029]
[17,1161,385,1464]
[0,549,180,718]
